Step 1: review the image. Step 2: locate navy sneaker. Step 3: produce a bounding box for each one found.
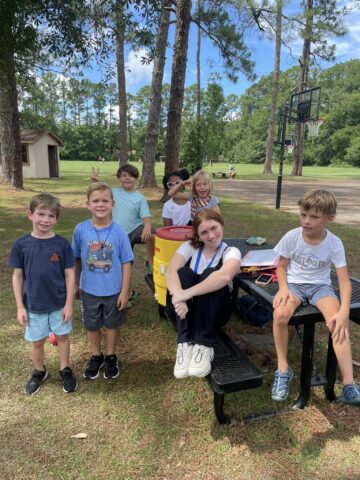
[103,354,120,379]
[338,383,360,407]
[271,367,294,401]
[60,367,78,393]
[83,354,104,380]
[25,368,49,395]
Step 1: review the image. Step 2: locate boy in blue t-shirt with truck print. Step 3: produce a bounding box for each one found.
[72,182,133,380]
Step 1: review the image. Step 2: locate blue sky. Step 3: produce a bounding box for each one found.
[88,1,360,98]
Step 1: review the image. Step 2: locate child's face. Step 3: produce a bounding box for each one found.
[87,189,114,221]
[194,178,210,198]
[167,175,183,191]
[300,207,333,238]
[118,171,137,191]
[28,207,58,237]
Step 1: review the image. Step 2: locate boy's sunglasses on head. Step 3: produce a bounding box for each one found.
[167,180,182,188]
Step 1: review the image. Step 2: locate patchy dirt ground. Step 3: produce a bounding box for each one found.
[213,178,360,229]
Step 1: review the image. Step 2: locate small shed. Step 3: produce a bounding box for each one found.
[0,129,63,179]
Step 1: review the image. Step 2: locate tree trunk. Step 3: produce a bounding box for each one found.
[0,21,23,188]
[164,0,192,173]
[292,0,313,177]
[115,0,128,166]
[263,0,282,175]
[196,0,202,170]
[140,0,171,188]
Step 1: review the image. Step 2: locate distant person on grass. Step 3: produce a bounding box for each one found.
[167,169,220,222]
[166,209,241,378]
[162,168,192,226]
[72,182,133,380]
[9,193,77,395]
[272,189,360,406]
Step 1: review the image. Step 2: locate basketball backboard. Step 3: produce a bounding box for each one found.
[289,87,321,123]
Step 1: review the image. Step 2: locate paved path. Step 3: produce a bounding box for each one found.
[213,178,360,229]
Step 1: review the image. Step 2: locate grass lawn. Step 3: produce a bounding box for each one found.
[1,162,360,480]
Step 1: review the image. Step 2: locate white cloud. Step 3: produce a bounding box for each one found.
[125,48,153,89]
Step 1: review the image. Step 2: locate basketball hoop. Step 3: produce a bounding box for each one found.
[286,144,294,154]
[306,118,324,137]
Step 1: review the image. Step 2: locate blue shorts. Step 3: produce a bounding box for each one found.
[25,309,72,342]
[288,283,338,307]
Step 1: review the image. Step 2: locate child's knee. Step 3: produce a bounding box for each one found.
[273,309,291,327]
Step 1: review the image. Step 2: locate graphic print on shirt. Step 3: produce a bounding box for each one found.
[86,240,113,273]
[291,248,326,270]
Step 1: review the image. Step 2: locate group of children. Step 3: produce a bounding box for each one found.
[8,164,360,406]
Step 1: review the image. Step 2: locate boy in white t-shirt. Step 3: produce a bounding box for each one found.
[272,189,360,406]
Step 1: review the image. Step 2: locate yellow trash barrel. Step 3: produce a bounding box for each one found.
[153,226,193,306]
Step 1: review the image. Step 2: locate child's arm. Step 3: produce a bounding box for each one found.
[74,258,82,300]
[117,262,132,310]
[12,268,28,326]
[141,216,153,242]
[62,267,75,324]
[273,256,297,308]
[163,217,173,227]
[167,179,192,200]
[327,266,351,344]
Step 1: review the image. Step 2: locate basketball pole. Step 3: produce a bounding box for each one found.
[275,105,288,209]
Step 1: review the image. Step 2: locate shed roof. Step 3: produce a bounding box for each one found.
[20,129,63,146]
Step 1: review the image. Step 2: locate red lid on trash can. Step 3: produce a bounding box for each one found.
[155,226,193,241]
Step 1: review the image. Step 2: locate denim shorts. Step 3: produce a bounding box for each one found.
[288,283,338,307]
[80,290,126,331]
[25,309,72,342]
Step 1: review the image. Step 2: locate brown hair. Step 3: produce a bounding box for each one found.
[86,182,114,201]
[29,193,61,218]
[192,170,212,196]
[298,189,337,216]
[190,209,225,248]
[116,164,139,179]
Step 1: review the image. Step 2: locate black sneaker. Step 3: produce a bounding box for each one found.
[25,368,48,395]
[83,354,105,380]
[103,354,119,379]
[60,367,78,393]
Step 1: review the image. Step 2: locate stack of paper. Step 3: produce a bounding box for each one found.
[241,249,279,271]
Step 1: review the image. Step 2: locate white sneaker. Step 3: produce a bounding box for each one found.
[174,343,193,379]
[188,344,214,377]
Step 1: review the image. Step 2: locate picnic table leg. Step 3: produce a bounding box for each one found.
[213,392,231,425]
[292,319,315,409]
[324,332,337,401]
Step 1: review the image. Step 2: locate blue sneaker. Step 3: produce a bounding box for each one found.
[271,368,294,401]
[338,383,360,407]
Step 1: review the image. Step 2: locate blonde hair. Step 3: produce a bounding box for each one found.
[190,209,224,248]
[29,193,61,218]
[298,189,337,216]
[86,182,114,201]
[192,170,212,196]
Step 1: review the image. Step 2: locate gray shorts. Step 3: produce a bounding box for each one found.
[80,290,126,331]
[128,225,155,248]
[288,283,338,307]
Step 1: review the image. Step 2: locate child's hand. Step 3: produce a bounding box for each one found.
[173,299,188,320]
[90,166,100,182]
[141,225,151,242]
[62,304,73,324]
[117,291,129,310]
[273,287,296,308]
[17,307,28,326]
[182,179,192,188]
[327,312,350,345]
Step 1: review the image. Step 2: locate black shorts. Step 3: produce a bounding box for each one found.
[80,290,126,331]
